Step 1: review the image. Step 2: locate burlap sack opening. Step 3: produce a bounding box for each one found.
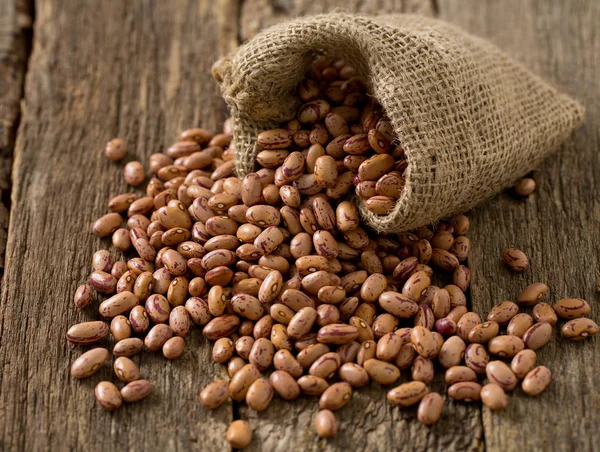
[212,13,584,233]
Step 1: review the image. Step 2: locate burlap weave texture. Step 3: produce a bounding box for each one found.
[212,13,583,233]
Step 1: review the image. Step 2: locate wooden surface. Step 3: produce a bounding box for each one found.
[0,0,598,451]
[0,0,31,276]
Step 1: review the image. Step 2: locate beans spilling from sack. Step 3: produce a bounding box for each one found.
[67,57,597,449]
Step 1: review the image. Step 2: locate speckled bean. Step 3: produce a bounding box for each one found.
[387,381,429,407]
[488,335,525,358]
[480,383,508,411]
[561,318,599,340]
[95,381,122,410]
[522,366,551,396]
[417,393,444,425]
[121,380,152,402]
[71,348,109,378]
[200,380,229,409]
[319,382,352,410]
[66,321,109,345]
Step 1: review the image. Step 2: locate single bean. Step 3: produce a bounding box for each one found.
[246,378,274,412]
[552,298,591,319]
[319,382,352,411]
[488,335,525,358]
[468,321,499,343]
[315,409,337,438]
[465,343,489,375]
[163,336,185,359]
[66,321,109,345]
[502,247,528,272]
[480,383,508,411]
[71,348,109,378]
[387,381,429,407]
[522,322,553,350]
[270,370,300,401]
[486,360,517,391]
[113,337,144,357]
[561,318,599,340]
[417,393,444,425]
[522,366,552,396]
[511,349,537,379]
[226,420,253,449]
[448,381,482,402]
[74,284,93,309]
[121,380,152,403]
[114,357,141,382]
[445,366,477,385]
[144,324,173,351]
[200,380,230,409]
[517,283,548,306]
[229,364,261,401]
[95,381,122,411]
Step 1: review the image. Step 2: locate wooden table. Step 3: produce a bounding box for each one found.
[1,1,598,450]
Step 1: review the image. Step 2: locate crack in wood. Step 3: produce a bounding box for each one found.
[0,0,33,279]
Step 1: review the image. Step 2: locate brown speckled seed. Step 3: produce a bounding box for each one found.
[114,357,141,382]
[507,313,534,338]
[163,336,185,359]
[448,381,482,402]
[487,301,519,324]
[71,348,109,378]
[105,138,126,161]
[95,381,122,410]
[121,380,152,402]
[502,247,528,272]
[66,321,109,345]
[465,343,489,375]
[552,298,591,319]
[200,380,230,409]
[246,378,274,412]
[226,420,253,449]
[522,322,553,350]
[486,360,517,391]
[387,381,429,407]
[561,318,599,340]
[532,303,558,325]
[270,370,300,400]
[516,283,548,306]
[522,366,551,396]
[510,349,537,379]
[315,409,337,438]
[74,284,93,309]
[417,392,444,425]
[319,382,352,411]
[113,337,144,357]
[445,366,477,385]
[480,383,508,411]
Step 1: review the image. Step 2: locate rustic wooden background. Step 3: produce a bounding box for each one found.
[1,0,598,451]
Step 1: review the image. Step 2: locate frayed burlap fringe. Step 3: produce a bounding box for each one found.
[212,13,584,233]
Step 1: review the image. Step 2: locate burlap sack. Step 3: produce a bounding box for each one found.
[212,13,583,233]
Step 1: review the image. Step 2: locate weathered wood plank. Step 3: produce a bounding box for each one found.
[238,1,483,451]
[440,0,600,451]
[240,0,435,41]
[2,0,598,451]
[0,0,31,274]
[0,1,238,450]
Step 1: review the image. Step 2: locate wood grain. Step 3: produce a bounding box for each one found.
[0,0,31,275]
[0,1,238,450]
[240,0,435,41]
[439,1,600,451]
[1,0,599,451]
